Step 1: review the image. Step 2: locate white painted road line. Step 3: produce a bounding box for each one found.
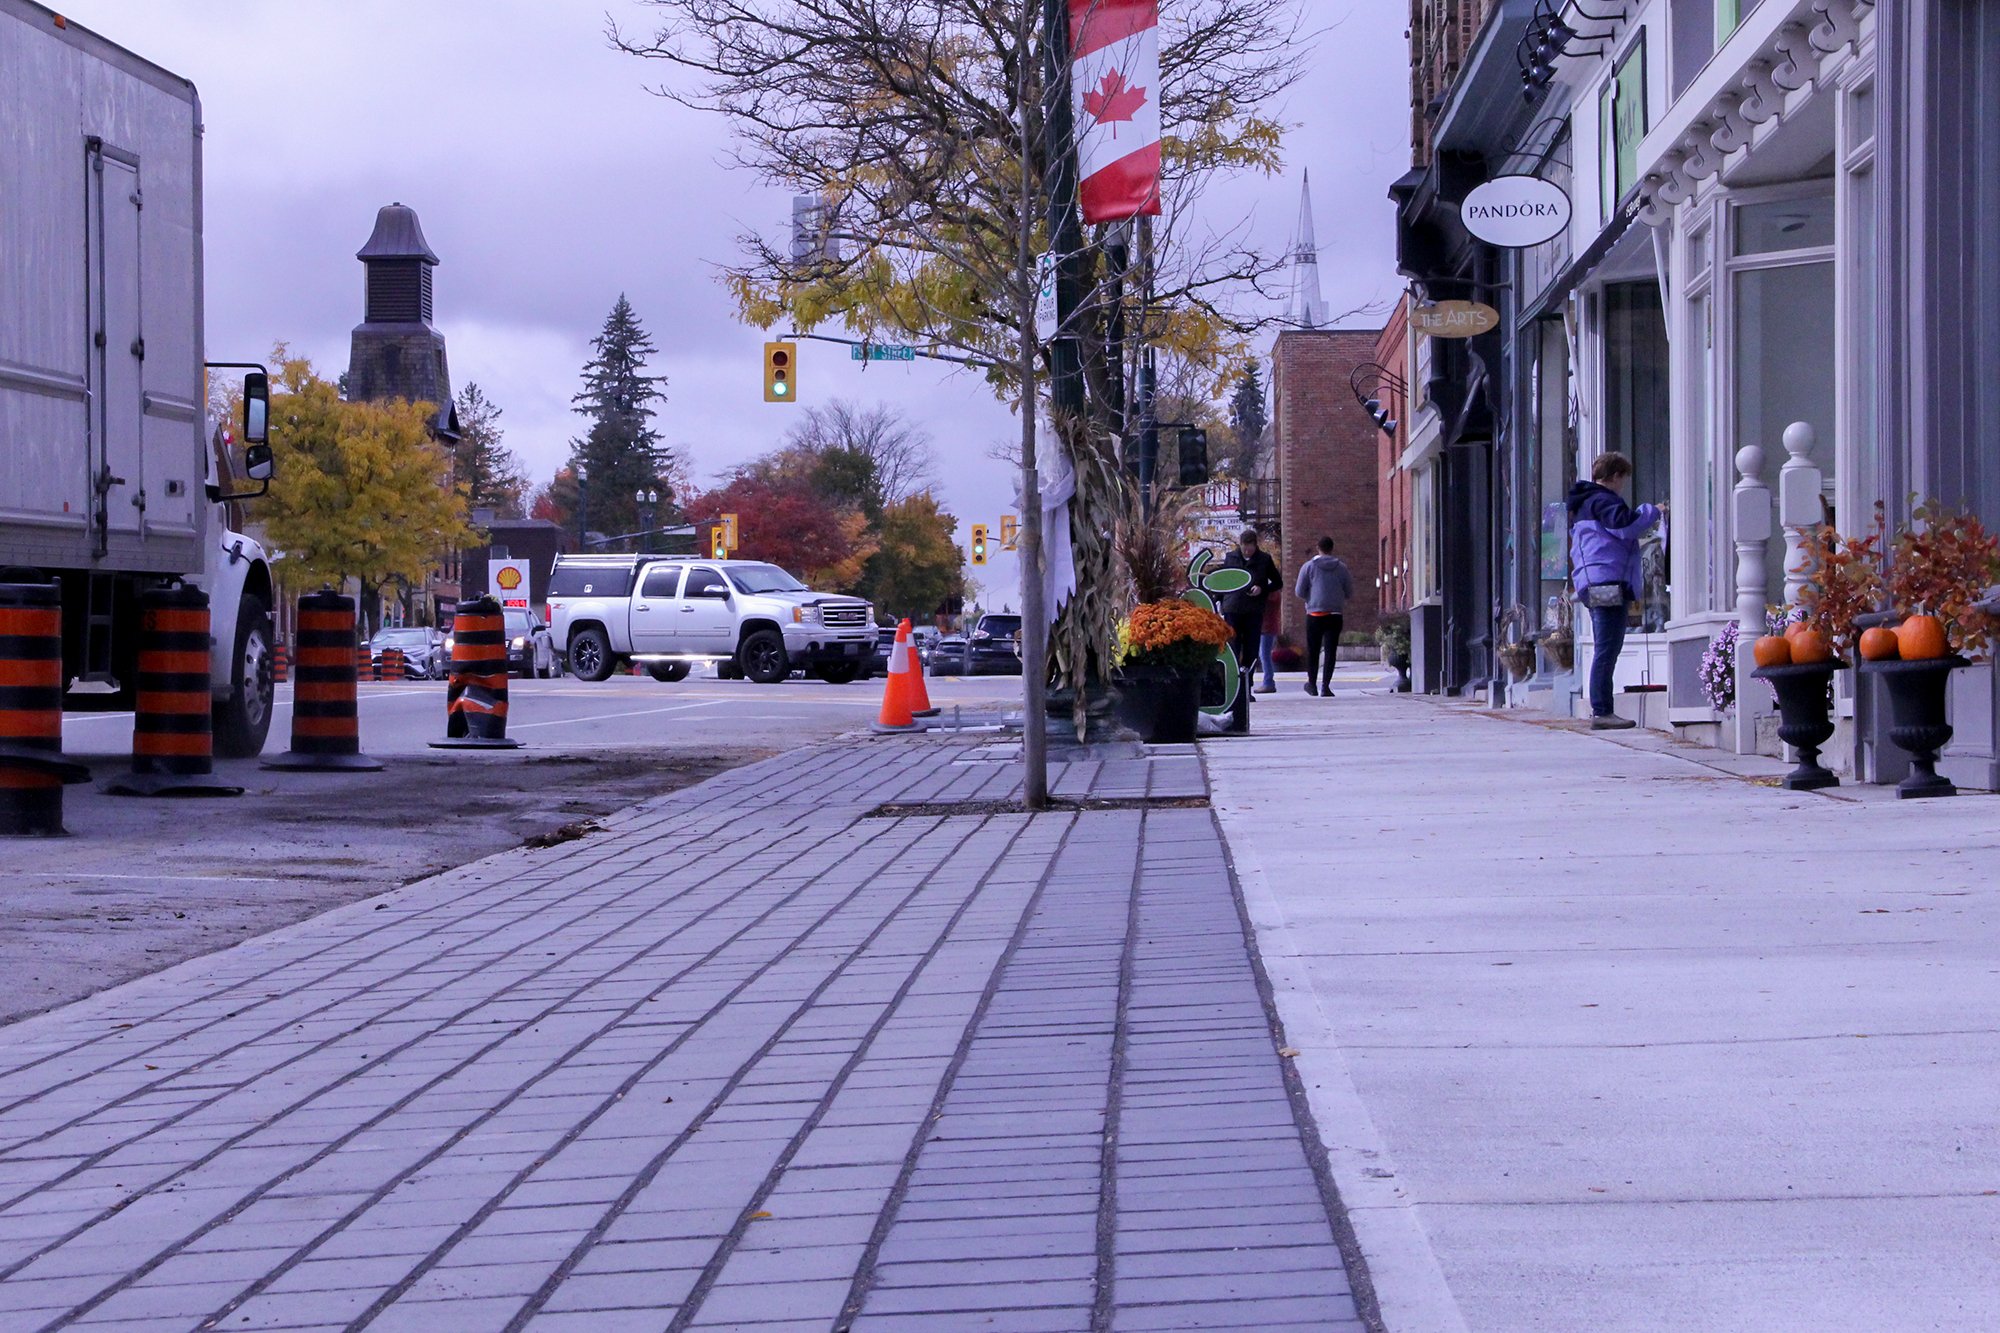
[505,700,728,730]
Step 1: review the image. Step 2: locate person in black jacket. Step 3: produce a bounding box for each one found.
[1218,530,1282,685]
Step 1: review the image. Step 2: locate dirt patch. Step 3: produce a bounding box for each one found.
[0,747,758,1026]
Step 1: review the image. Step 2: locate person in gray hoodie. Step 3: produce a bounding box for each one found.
[1294,537,1354,696]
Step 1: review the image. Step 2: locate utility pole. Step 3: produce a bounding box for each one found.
[1016,0,1085,810]
[1135,215,1158,516]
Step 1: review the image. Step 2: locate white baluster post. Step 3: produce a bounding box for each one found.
[1778,422,1824,613]
[1734,444,1773,755]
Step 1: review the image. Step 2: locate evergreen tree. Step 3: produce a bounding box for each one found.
[455,383,528,519]
[568,295,670,543]
[1228,361,1268,477]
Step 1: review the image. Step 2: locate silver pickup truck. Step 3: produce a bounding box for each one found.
[546,554,876,684]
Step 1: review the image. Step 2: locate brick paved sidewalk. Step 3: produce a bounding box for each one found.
[0,739,1366,1331]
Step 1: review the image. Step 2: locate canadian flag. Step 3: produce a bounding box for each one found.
[1069,0,1162,225]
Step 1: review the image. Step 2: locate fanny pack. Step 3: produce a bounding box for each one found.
[1582,583,1626,609]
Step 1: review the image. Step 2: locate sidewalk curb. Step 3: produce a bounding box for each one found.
[1208,742,1472,1333]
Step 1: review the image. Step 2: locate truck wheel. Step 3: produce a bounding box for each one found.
[213,592,275,758]
[739,630,789,684]
[647,663,691,683]
[568,626,615,682]
[815,662,862,685]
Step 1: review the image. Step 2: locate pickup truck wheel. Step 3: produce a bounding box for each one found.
[740,630,789,684]
[647,663,691,683]
[814,662,862,685]
[212,592,275,758]
[568,626,615,682]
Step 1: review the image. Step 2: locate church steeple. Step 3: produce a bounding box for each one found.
[357,202,438,327]
[1290,172,1328,330]
[346,202,456,438]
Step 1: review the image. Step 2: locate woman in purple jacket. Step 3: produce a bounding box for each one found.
[1567,453,1662,730]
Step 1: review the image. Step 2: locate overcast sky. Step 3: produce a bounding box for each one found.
[55,0,1407,607]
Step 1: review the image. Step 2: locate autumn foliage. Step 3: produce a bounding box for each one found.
[1119,599,1233,675]
[1888,502,2000,657]
[685,472,875,591]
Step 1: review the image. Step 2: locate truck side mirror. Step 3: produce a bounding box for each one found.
[244,442,274,482]
[243,372,269,444]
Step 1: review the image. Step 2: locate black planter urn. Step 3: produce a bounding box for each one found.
[1113,669,1202,744]
[1752,660,1848,791]
[1860,655,1969,799]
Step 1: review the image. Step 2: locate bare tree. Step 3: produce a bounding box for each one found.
[612,0,1309,792]
[783,400,938,507]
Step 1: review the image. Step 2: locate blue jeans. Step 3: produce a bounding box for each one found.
[1587,600,1627,717]
[1258,632,1277,688]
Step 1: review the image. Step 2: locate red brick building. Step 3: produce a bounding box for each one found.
[1374,300,1414,617]
[1270,328,1382,646]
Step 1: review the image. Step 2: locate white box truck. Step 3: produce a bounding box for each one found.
[1,0,278,754]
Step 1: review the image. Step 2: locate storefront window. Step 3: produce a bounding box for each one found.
[1604,282,1672,630]
[1736,196,1836,254]
[1735,260,1836,598]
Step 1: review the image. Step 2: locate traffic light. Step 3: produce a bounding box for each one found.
[763,341,797,402]
[969,524,989,566]
[1177,426,1210,487]
[999,514,1018,551]
[709,523,728,559]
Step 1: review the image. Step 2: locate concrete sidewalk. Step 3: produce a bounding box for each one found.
[0,738,1364,1331]
[1209,676,2000,1331]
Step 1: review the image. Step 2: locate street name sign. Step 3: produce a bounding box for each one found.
[850,344,917,362]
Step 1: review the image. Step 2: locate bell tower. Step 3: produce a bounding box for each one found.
[345,202,457,438]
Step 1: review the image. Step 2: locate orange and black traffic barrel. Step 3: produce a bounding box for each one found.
[356,642,376,682]
[0,578,90,835]
[272,641,289,684]
[380,646,406,681]
[262,590,382,772]
[431,595,522,749]
[103,584,241,797]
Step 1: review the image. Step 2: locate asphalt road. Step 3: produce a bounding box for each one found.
[60,668,1023,758]
[0,670,1023,1027]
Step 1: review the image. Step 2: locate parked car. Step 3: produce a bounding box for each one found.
[546,554,875,684]
[967,613,1024,675]
[503,607,556,677]
[928,636,968,676]
[910,625,942,663]
[871,626,899,676]
[370,627,447,679]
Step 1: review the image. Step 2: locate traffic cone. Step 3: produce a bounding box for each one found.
[870,623,919,733]
[901,618,939,717]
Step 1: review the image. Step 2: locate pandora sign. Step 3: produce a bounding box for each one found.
[1459,176,1571,248]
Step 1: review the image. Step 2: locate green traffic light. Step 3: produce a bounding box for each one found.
[774,381,789,395]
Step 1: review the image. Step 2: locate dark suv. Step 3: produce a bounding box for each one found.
[967,613,1023,676]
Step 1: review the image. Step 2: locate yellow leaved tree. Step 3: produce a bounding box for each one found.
[260,349,475,633]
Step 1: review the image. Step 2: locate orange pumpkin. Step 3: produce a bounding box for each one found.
[1896,614,1949,661]
[1752,635,1793,668]
[1858,627,1901,662]
[1789,628,1833,664]
[1784,620,1812,641]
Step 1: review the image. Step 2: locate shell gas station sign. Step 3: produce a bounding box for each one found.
[489,559,531,611]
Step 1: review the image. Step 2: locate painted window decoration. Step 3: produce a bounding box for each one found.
[1601,31,1650,215]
